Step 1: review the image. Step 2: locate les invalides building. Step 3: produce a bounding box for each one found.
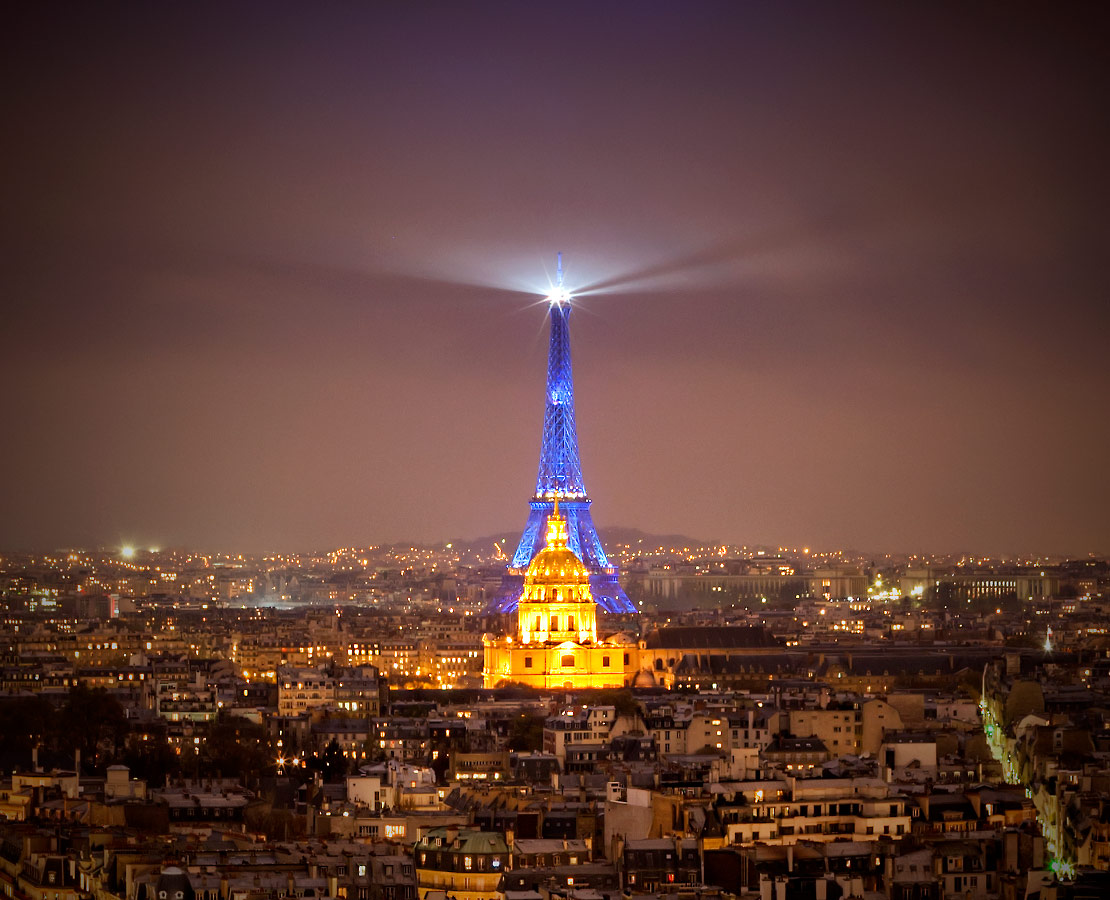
[483,499,637,689]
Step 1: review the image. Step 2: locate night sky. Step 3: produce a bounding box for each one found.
[3,3,1108,555]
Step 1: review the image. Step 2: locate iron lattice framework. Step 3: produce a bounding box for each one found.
[534,301,586,498]
[489,275,635,614]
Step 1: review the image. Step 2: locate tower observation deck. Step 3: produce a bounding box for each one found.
[487,256,635,615]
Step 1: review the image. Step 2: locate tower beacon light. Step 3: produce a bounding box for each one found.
[546,251,571,306]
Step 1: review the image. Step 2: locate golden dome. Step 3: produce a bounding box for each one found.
[524,501,591,586]
[526,547,591,583]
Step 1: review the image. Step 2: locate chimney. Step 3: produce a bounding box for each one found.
[74,748,81,775]
[32,745,40,773]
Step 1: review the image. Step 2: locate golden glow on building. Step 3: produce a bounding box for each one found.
[483,502,633,689]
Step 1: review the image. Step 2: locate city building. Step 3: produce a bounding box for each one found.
[413,826,508,900]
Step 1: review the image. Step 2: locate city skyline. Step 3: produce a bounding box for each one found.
[4,4,1108,556]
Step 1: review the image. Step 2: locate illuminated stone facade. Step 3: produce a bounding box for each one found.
[483,504,635,689]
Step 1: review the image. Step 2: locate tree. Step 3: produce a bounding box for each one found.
[57,684,127,770]
[589,689,642,718]
[506,714,545,752]
[122,732,180,784]
[202,714,274,784]
[318,739,347,782]
[0,695,54,770]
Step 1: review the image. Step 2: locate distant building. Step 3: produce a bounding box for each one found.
[277,667,335,716]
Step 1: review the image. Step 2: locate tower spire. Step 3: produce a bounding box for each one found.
[535,258,585,498]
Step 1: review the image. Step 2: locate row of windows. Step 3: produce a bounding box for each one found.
[523,653,630,668]
[417,852,504,872]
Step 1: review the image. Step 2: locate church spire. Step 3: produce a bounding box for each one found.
[545,494,568,548]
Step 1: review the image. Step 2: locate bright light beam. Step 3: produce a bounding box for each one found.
[544,251,572,306]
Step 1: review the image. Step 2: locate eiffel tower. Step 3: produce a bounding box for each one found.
[488,255,636,614]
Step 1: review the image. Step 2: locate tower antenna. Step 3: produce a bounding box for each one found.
[556,252,564,289]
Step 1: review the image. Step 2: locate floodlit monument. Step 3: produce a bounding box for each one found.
[487,254,635,615]
[483,498,636,688]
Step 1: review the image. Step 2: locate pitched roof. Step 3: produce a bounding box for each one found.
[642,626,781,650]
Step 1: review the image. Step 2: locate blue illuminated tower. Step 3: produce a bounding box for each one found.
[489,255,635,614]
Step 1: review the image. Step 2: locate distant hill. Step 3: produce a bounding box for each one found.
[596,526,713,549]
[425,526,714,556]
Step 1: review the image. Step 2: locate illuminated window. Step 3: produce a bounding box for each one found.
[464,856,472,871]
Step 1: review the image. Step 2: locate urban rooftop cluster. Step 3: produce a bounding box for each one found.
[1,547,1108,899]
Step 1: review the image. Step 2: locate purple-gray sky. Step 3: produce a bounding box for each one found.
[3,3,1108,556]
